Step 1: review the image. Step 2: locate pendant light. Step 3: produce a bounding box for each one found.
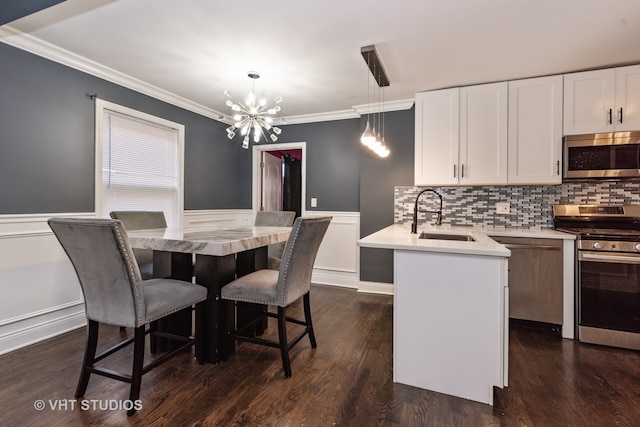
[360,50,376,146]
[360,45,390,157]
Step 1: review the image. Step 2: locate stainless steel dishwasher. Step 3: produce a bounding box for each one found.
[491,236,563,326]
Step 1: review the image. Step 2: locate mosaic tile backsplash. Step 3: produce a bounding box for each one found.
[395,182,640,229]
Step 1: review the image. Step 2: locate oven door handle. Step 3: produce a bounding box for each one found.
[579,251,640,264]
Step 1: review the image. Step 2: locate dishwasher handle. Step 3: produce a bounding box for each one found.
[500,243,561,250]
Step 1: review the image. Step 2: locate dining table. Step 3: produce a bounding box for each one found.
[127,224,292,364]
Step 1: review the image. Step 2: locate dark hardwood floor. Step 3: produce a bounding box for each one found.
[2,284,640,426]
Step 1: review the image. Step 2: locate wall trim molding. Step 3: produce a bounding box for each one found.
[0,300,84,327]
[0,26,226,121]
[357,280,394,295]
[0,303,86,356]
[0,212,94,238]
[0,26,414,126]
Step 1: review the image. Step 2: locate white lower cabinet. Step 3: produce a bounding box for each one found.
[394,249,509,405]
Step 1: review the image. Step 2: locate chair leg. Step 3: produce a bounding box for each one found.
[303,292,317,348]
[277,306,292,377]
[149,320,158,354]
[127,325,146,416]
[194,303,204,364]
[75,319,99,398]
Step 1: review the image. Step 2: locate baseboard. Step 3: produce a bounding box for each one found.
[312,268,358,290]
[312,269,394,295]
[0,304,86,355]
[357,280,394,295]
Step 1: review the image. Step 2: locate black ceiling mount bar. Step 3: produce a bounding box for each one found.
[361,45,390,87]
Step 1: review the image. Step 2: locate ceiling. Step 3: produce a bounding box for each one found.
[3,0,640,123]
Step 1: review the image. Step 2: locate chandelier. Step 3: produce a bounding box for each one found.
[224,72,283,149]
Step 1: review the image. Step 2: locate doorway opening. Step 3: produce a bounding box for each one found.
[252,142,306,219]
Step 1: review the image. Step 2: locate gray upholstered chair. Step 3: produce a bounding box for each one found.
[222,216,331,377]
[109,211,167,280]
[254,210,296,270]
[48,218,207,416]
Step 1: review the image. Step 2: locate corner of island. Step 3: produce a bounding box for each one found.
[358,223,510,405]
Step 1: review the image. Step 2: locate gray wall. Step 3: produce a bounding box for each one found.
[276,119,362,212]
[359,109,415,283]
[0,42,251,214]
[1,41,412,283]
[276,110,415,284]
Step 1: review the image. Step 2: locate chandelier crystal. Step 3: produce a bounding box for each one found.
[224,72,283,149]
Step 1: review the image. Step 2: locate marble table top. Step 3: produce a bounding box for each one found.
[127,225,292,256]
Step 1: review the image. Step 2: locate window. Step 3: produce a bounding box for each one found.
[95,99,184,227]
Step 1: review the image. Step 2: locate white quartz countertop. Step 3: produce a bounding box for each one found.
[358,224,576,257]
[127,225,291,256]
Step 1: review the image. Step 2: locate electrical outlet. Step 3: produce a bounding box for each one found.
[311,197,317,208]
[496,202,510,214]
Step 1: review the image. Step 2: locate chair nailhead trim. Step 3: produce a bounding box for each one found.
[113,223,145,326]
[278,221,301,306]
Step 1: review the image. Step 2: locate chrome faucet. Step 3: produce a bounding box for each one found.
[411,188,443,234]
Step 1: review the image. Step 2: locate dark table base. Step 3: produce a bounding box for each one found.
[153,247,268,363]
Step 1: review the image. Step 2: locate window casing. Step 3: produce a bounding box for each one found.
[95,99,184,227]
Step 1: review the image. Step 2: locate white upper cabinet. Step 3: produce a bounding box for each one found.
[564,64,640,134]
[459,82,508,185]
[415,88,459,186]
[615,65,640,132]
[415,83,507,186]
[508,75,563,184]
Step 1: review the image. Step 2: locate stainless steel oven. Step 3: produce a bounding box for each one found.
[554,205,640,350]
[578,239,640,349]
[564,132,640,180]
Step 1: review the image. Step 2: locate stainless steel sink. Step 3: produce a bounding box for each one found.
[418,232,476,242]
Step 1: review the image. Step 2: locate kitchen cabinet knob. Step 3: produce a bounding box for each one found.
[461,164,465,178]
[619,107,623,124]
[453,164,456,178]
[608,108,613,125]
[556,160,560,175]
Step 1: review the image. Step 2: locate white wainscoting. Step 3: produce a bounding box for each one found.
[1,209,387,354]
[183,209,253,227]
[310,211,361,290]
[311,211,392,294]
[0,213,92,355]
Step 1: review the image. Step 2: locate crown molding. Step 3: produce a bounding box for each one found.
[1,26,414,126]
[282,99,415,125]
[282,109,360,125]
[0,26,227,121]
[352,98,415,115]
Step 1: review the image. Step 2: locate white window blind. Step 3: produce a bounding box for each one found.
[98,106,181,227]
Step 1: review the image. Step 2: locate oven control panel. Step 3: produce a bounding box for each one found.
[579,239,640,253]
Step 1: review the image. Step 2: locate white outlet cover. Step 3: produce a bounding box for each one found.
[496,202,510,214]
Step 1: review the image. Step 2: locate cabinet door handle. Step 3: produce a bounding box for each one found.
[453,164,456,178]
[608,108,613,125]
[556,160,560,176]
[461,164,465,178]
[619,107,623,124]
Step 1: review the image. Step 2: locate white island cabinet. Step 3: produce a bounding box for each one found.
[358,224,510,405]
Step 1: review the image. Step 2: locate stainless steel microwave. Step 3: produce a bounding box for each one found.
[564,132,640,180]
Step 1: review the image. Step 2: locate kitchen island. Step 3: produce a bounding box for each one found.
[358,224,510,405]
